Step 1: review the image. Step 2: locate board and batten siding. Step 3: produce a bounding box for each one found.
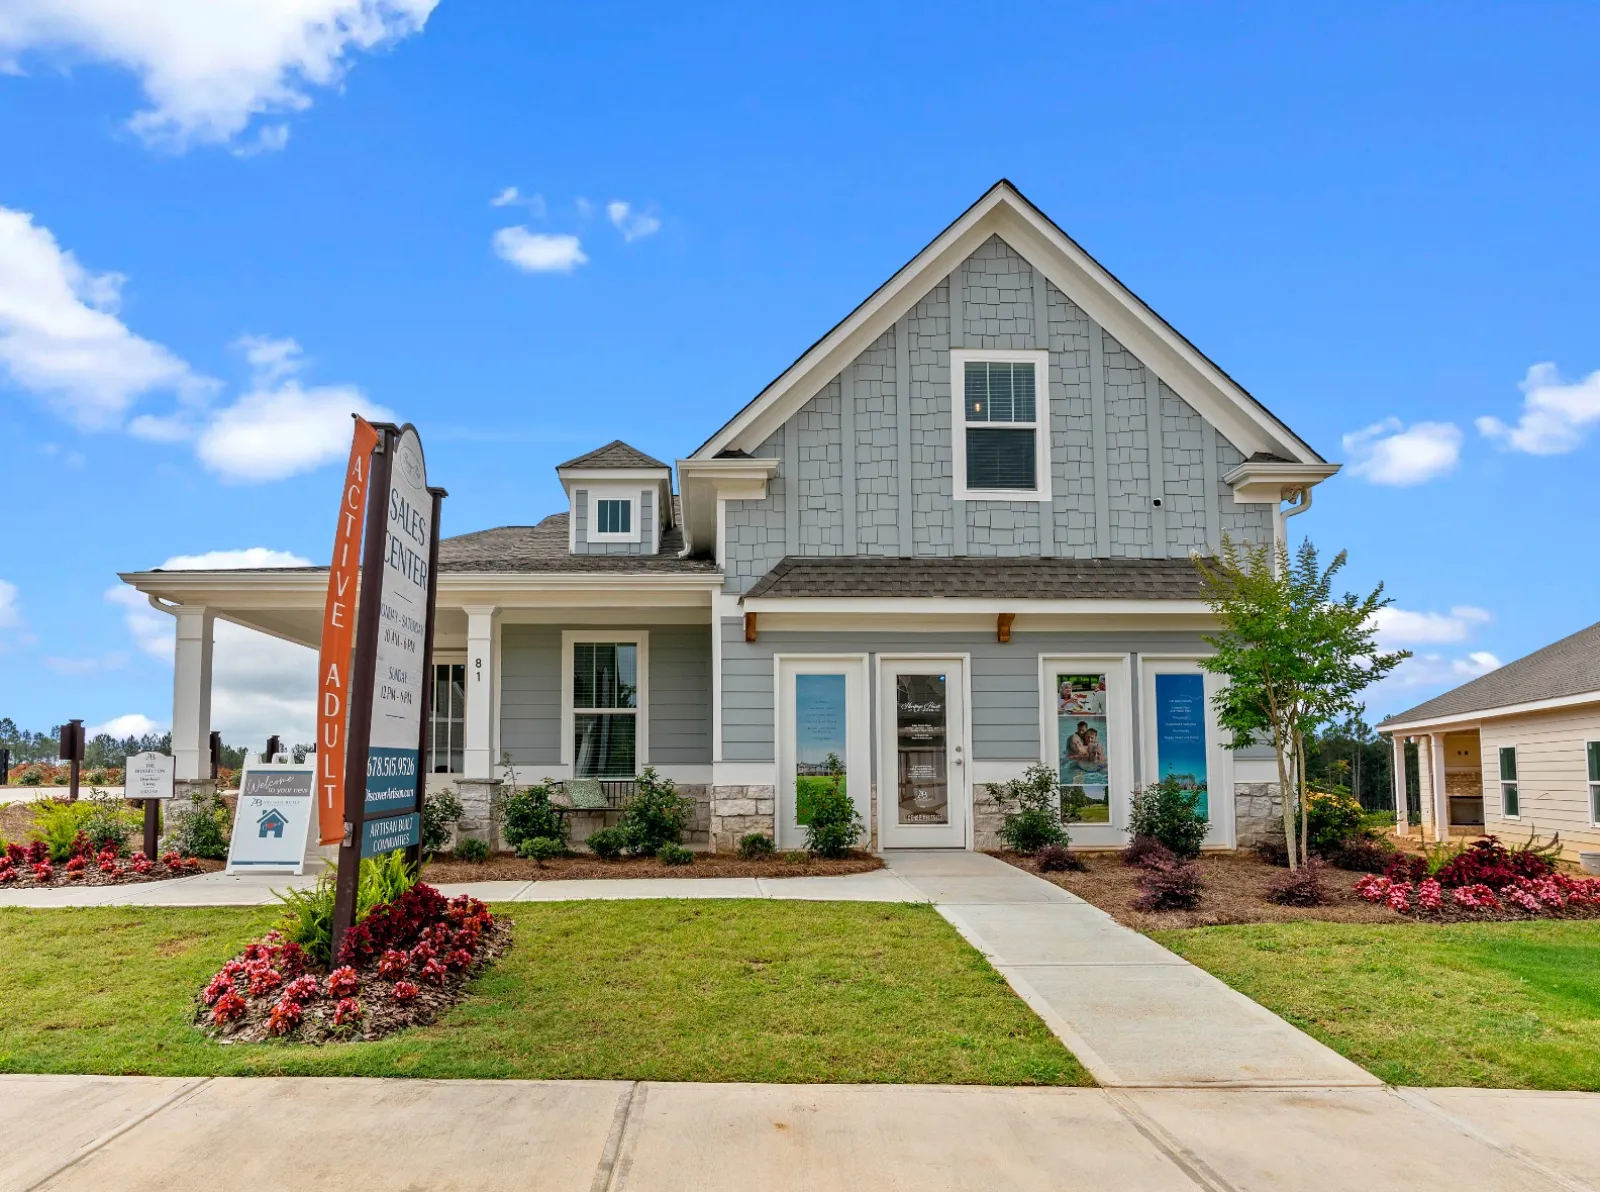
[499,624,713,769]
[1477,704,1600,859]
[720,619,1211,765]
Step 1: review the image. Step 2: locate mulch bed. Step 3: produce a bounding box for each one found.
[422,850,883,883]
[0,853,223,888]
[993,849,1409,931]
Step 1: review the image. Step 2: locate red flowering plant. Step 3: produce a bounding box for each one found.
[283,974,320,1002]
[391,980,419,1003]
[326,966,360,998]
[211,991,247,1024]
[332,998,363,1027]
[267,998,304,1037]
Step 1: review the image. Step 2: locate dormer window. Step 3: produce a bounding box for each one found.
[951,348,1052,502]
[596,498,632,535]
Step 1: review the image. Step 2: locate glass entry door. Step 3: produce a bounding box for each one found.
[878,658,968,848]
[776,656,869,851]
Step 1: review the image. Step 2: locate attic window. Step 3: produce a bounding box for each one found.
[584,489,641,543]
[951,349,1052,501]
[597,499,631,534]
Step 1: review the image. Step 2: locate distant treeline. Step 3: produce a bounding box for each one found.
[0,718,309,771]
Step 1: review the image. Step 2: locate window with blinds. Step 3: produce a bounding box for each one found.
[954,355,1047,496]
[572,642,639,777]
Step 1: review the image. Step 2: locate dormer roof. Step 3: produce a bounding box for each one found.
[557,440,669,471]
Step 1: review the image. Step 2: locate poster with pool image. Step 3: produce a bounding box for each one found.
[794,673,847,826]
[1154,671,1209,817]
[1056,673,1110,822]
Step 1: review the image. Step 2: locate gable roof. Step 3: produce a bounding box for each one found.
[557,440,668,470]
[692,179,1324,467]
[436,505,716,574]
[1380,620,1600,728]
[744,555,1208,601]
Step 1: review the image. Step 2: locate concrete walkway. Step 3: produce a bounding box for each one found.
[5,1075,1596,1192]
[882,850,1380,1089]
[0,866,923,908]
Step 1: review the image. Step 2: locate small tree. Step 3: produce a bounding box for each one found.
[1195,537,1408,869]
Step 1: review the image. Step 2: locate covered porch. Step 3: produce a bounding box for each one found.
[1390,726,1488,842]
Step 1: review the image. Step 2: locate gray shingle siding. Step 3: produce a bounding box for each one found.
[571,488,657,556]
[716,233,1274,594]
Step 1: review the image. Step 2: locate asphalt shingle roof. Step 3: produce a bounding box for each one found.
[437,509,716,574]
[1380,619,1600,727]
[556,440,669,470]
[743,555,1209,600]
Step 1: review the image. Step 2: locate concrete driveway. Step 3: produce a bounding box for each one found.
[5,1076,1596,1192]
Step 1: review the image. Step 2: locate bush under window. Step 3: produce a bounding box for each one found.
[1126,777,1207,860]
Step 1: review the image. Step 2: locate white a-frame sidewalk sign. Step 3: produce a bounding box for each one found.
[226,755,317,874]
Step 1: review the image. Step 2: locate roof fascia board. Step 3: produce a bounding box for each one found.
[741,596,1211,616]
[120,569,721,605]
[1221,459,1343,503]
[556,466,672,482]
[1380,689,1600,734]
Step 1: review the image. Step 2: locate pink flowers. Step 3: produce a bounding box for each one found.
[283,974,320,1002]
[377,949,409,980]
[246,962,283,997]
[1356,861,1600,918]
[332,998,363,1026]
[267,997,304,1036]
[1385,883,1411,912]
[419,958,448,986]
[1452,884,1500,911]
[326,966,360,998]
[1417,879,1443,911]
[391,980,420,1003]
[211,991,247,1024]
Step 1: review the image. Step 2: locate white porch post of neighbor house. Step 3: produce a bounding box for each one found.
[1429,733,1449,842]
[456,605,501,846]
[1391,735,1408,838]
[170,605,215,784]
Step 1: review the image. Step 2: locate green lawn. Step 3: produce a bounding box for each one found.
[1153,920,1600,1090]
[0,901,1086,1085]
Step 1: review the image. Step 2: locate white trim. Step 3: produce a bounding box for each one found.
[584,486,643,544]
[712,761,778,787]
[1382,689,1600,734]
[1037,653,1133,847]
[950,348,1053,503]
[740,596,1211,616]
[560,630,650,777]
[691,183,1324,467]
[773,653,871,851]
[876,653,972,849]
[1586,739,1600,828]
[1137,655,1236,849]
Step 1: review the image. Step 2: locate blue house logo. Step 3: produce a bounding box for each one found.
[257,808,290,839]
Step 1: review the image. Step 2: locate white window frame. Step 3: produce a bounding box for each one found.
[1587,740,1600,827]
[1137,656,1236,849]
[427,653,468,775]
[1497,744,1520,820]
[950,348,1053,503]
[1038,654,1134,847]
[585,487,642,544]
[560,631,649,776]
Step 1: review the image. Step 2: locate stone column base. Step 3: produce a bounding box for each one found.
[455,779,504,849]
[709,785,775,853]
[1233,782,1284,850]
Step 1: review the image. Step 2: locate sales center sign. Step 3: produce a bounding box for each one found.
[365,426,433,816]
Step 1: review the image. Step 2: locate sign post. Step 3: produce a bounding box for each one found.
[59,719,84,802]
[327,422,443,959]
[125,751,176,857]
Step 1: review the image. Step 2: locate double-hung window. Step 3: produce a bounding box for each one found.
[565,634,647,778]
[951,349,1051,501]
[1588,741,1600,825]
[427,661,466,774]
[1498,746,1520,818]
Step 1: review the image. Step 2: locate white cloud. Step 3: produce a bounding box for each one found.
[574,196,594,219]
[159,548,312,570]
[1342,418,1462,486]
[492,227,587,274]
[1373,605,1491,647]
[197,379,392,481]
[105,584,174,658]
[0,578,19,629]
[0,205,211,428]
[1476,362,1600,455]
[606,200,660,243]
[0,0,437,152]
[489,186,545,216]
[234,334,304,385]
[87,712,160,738]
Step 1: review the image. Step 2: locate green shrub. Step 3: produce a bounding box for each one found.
[586,825,627,860]
[657,842,694,866]
[360,848,418,908]
[18,765,45,785]
[164,789,232,860]
[501,782,569,851]
[30,799,97,861]
[421,787,464,854]
[453,837,490,863]
[738,832,775,860]
[1305,788,1365,856]
[803,784,863,858]
[82,791,140,855]
[990,763,1070,854]
[517,836,563,866]
[617,768,693,856]
[276,874,336,963]
[1126,777,1208,859]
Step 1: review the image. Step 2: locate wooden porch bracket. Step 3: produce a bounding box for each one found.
[996,612,1016,643]
[744,612,758,643]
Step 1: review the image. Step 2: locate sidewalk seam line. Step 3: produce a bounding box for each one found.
[1390,1087,1597,1192]
[603,1081,649,1192]
[21,1077,214,1192]
[1104,1089,1240,1192]
[587,1081,639,1192]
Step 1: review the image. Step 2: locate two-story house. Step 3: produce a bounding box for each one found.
[121,181,1338,852]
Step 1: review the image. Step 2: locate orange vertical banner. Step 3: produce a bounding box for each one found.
[316,416,380,845]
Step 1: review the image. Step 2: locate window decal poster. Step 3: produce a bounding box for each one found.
[1154,672,1208,817]
[794,673,847,826]
[1057,674,1110,822]
[896,673,949,825]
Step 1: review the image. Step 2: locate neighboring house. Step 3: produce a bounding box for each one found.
[1380,620,1600,862]
[120,181,1338,853]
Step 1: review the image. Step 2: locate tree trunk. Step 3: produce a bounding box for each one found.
[1297,730,1310,866]
[1276,726,1297,872]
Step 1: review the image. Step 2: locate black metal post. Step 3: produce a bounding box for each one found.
[209,731,222,782]
[61,719,84,802]
[405,485,446,873]
[266,735,281,764]
[143,800,159,857]
[331,426,394,961]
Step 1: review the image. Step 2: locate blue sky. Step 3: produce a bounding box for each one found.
[1,1,1597,746]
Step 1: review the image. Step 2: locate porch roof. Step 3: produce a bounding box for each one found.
[742,555,1210,600]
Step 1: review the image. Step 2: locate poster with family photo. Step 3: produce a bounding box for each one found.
[1057,674,1110,822]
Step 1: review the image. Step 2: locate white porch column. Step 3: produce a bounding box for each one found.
[462,606,498,780]
[1391,735,1409,837]
[1430,733,1449,842]
[171,605,215,781]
